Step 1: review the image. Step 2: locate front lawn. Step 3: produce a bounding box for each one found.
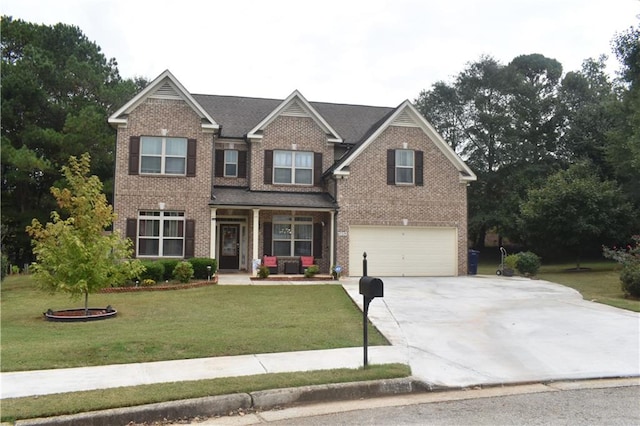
[479,258,639,312]
[0,275,388,372]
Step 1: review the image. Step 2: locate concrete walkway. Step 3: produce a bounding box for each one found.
[2,274,638,400]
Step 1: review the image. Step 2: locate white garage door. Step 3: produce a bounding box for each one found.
[349,226,457,277]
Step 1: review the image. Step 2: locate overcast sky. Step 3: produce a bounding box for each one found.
[2,0,638,106]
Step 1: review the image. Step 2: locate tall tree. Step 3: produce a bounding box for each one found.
[416,54,563,247]
[606,22,640,208]
[557,56,617,172]
[26,154,144,314]
[1,16,147,267]
[519,162,634,268]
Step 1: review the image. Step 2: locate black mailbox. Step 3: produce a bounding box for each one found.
[359,276,384,298]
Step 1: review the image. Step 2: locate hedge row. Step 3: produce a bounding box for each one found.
[136,258,217,282]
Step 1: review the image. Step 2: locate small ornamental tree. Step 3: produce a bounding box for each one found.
[26,154,144,315]
[603,236,640,298]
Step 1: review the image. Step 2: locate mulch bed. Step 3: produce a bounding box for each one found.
[100,279,215,293]
[250,275,335,281]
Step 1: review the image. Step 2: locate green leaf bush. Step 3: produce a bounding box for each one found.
[516,251,541,276]
[173,261,194,283]
[604,236,640,298]
[189,258,218,279]
[139,260,164,282]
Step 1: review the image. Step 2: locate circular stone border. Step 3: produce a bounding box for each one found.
[44,306,118,322]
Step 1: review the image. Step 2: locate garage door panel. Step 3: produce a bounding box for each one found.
[349,226,457,276]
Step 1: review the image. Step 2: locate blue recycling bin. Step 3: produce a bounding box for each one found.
[468,249,480,275]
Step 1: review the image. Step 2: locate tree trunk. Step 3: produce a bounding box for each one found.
[84,291,89,316]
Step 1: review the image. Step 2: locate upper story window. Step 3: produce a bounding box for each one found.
[140,136,187,175]
[137,211,185,257]
[395,149,414,184]
[274,150,313,185]
[387,148,424,186]
[224,150,238,177]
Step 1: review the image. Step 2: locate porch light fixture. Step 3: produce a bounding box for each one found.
[158,202,166,210]
[402,218,408,226]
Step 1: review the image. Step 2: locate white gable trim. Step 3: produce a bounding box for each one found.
[108,70,219,131]
[247,90,343,143]
[333,100,477,182]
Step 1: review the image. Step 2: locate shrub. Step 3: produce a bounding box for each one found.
[603,235,640,298]
[173,261,194,283]
[304,265,319,278]
[139,261,164,282]
[189,258,218,279]
[516,251,541,276]
[157,259,179,281]
[142,278,156,287]
[257,265,270,278]
[504,254,519,270]
[0,253,7,281]
[620,263,640,298]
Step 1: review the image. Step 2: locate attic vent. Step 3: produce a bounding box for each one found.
[392,110,418,127]
[282,100,309,117]
[150,81,182,100]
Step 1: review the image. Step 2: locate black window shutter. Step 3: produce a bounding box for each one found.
[214,150,224,177]
[263,222,272,256]
[129,136,140,175]
[264,150,273,184]
[386,149,395,185]
[314,152,323,186]
[313,223,323,258]
[184,220,195,258]
[238,151,247,178]
[126,218,137,257]
[415,150,424,186]
[186,139,197,177]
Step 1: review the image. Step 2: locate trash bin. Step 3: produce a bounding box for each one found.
[468,249,480,275]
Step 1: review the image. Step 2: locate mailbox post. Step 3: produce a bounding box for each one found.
[359,252,384,368]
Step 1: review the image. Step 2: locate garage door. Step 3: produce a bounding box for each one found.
[349,226,457,276]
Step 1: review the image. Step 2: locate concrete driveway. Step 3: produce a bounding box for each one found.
[343,276,640,387]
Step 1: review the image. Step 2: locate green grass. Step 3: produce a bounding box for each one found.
[1,363,411,422]
[479,259,640,312]
[0,276,388,372]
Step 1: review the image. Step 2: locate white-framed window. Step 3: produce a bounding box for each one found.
[274,150,313,185]
[272,216,312,256]
[395,149,414,184]
[224,150,238,177]
[140,136,187,175]
[138,211,185,257]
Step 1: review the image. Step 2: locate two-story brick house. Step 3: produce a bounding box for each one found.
[108,70,476,276]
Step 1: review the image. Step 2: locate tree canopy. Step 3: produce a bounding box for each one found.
[416,21,640,257]
[1,16,147,267]
[26,154,144,313]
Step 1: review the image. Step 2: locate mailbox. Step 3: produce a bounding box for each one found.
[359,276,384,298]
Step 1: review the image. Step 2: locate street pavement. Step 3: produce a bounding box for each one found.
[2,274,639,400]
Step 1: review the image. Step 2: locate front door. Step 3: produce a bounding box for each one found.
[219,224,240,269]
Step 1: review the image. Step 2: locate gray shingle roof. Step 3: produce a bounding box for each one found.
[192,94,394,144]
[210,187,337,210]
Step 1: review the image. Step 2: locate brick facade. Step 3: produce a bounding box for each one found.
[113,98,214,258]
[334,125,469,275]
[110,72,473,276]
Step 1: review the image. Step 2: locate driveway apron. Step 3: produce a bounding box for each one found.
[343,276,640,387]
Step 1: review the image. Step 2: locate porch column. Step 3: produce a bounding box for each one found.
[329,210,335,269]
[252,208,260,262]
[210,208,217,259]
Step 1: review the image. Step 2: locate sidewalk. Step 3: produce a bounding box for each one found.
[1,346,405,399]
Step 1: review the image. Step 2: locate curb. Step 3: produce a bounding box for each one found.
[14,378,427,426]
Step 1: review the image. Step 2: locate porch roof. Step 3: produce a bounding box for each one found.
[210,187,337,210]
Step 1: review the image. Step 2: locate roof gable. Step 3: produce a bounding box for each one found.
[246,90,343,143]
[333,100,477,182]
[108,70,219,131]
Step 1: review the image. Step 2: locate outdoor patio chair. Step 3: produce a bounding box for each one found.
[262,255,278,274]
[299,256,315,274]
